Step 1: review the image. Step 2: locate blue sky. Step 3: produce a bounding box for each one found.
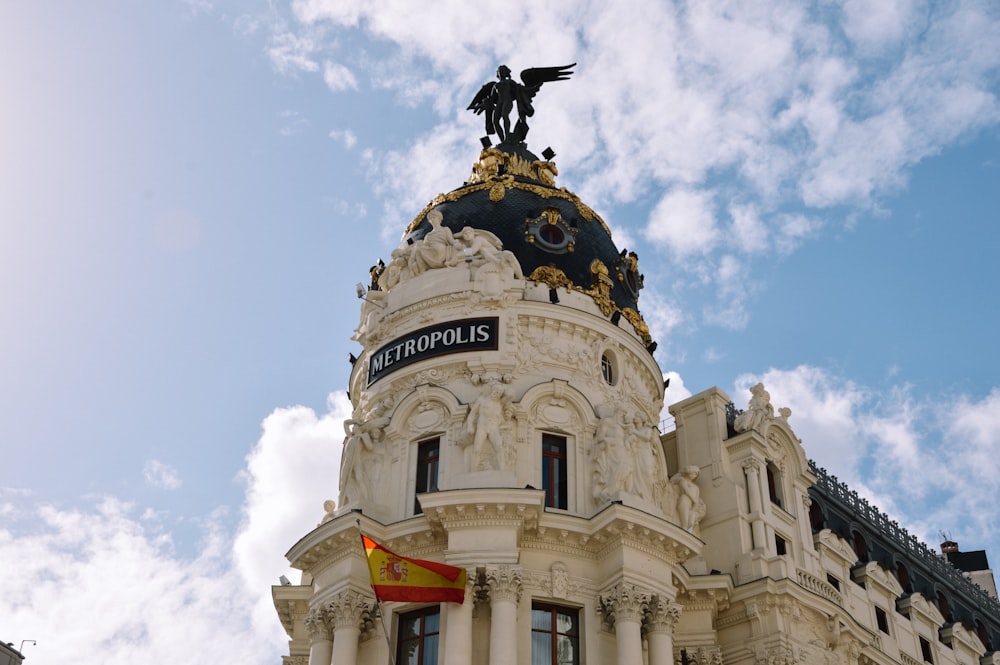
[1,1,998,661]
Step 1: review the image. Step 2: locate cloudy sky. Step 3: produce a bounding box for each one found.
[1,1,998,661]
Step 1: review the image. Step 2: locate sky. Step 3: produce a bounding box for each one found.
[1,0,998,662]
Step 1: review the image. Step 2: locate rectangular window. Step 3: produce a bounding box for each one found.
[397,606,440,665]
[826,574,841,591]
[919,635,934,663]
[875,606,889,634]
[414,438,440,515]
[531,603,579,665]
[774,534,787,556]
[541,434,568,510]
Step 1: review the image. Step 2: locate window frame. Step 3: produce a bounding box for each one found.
[531,602,580,665]
[413,437,441,515]
[396,605,441,665]
[541,433,569,510]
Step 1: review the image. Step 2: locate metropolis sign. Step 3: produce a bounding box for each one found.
[367,317,499,385]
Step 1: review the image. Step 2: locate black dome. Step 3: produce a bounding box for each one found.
[402,143,651,344]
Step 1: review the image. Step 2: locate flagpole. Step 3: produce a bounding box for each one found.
[357,519,397,665]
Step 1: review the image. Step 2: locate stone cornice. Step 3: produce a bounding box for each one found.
[272,585,312,637]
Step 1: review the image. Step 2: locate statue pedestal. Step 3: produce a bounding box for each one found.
[443,470,518,491]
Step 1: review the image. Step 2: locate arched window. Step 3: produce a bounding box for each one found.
[600,353,615,385]
[936,591,953,623]
[851,530,868,563]
[542,433,568,510]
[766,461,783,508]
[808,500,825,533]
[895,561,913,594]
[975,620,992,651]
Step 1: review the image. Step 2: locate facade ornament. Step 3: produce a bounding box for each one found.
[319,499,336,525]
[734,382,795,436]
[325,590,373,631]
[598,583,650,628]
[644,596,682,634]
[592,406,635,504]
[677,646,723,664]
[462,375,515,471]
[450,226,523,279]
[671,466,707,532]
[303,606,332,640]
[338,415,391,509]
[485,565,523,604]
[410,208,457,274]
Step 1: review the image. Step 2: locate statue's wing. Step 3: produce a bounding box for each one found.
[467,82,495,115]
[518,63,576,103]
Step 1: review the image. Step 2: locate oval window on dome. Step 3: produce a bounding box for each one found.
[525,208,577,254]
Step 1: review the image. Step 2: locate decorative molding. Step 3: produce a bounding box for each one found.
[485,565,523,604]
[644,596,681,634]
[598,583,649,627]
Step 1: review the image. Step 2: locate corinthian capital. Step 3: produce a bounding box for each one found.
[325,590,374,631]
[598,583,649,626]
[485,565,523,604]
[303,606,332,640]
[644,596,681,634]
[743,458,761,473]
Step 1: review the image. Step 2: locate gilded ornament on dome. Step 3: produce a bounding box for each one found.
[589,259,616,317]
[528,265,572,290]
[621,308,652,345]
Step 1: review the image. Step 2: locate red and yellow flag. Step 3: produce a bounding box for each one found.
[361,534,467,604]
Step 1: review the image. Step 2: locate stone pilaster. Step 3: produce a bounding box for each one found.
[743,458,767,549]
[598,583,648,665]
[485,566,522,665]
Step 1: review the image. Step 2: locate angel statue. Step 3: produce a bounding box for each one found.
[467,63,575,143]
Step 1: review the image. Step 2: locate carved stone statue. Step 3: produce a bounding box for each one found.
[338,416,390,508]
[463,379,514,471]
[320,499,336,524]
[467,64,575,143]
[671,465,706,532]
[734,382,774,433]
[410,209,456,274]
[450,226,523,279]
[592,407,636,504]
[628,414,658,501]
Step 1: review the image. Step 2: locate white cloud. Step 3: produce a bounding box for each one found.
[644,188,718,258]
[278,109,309,136]
[143,460,182,490]
[0,497,275,665]
[233,391,351,633]
[731,366,1000,560]
[268,31,320,74]
[323,60,358,91]
[329,128,358,149]
[0,392,353,664]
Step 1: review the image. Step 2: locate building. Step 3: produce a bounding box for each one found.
[272,90,1000,665]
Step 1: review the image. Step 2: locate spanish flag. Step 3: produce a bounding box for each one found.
[362,534,467,603]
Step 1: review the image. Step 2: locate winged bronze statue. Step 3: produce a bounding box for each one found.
[467,63,575,143]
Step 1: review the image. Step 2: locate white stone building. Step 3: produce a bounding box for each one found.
[272,137,1000,665]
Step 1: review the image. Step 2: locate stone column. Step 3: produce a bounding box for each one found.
[326,590,371,665]
[443,570,477,665]
[486,566,522,665]
[644,596,681,665]
[304,606,333,665]
[743,458,767,549]
[599,583,648,665]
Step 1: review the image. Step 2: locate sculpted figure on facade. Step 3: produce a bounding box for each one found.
[463,377,515,471]
[450,226,524,279]
[734,382,774,433]
[671,465,707,532]
[338,416,390,508]
[410,209,456,274]
[592,407,635,504]
[627,413,658,501]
